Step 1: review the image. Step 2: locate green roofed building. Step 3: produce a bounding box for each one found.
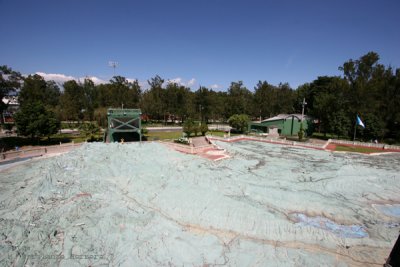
[104,108,142,142]
[249,114,313,137]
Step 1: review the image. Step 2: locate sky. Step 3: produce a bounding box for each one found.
[1,0,399,91]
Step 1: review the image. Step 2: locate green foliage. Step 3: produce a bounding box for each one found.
[94,107,108,128]
[145,131,182,141]
[14,102,60,139]
[199,123,208,136]
[182,119,195,137]
[3,123,13,131]
[19,74,60,108]
[228,114,249,133]
[298,123,304,140]
[193,124,199,136]
[79,122,100,141]
[4,51,400,143]
[174,137,189,145]
[359,114,386,141]
[0,66,22,120]
[60,80,84,121]
[334,145,384,154]
[226,81,253,116]
[141,127,148,135]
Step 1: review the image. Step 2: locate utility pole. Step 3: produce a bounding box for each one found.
[108,61,118,77]
[301,98,307,122]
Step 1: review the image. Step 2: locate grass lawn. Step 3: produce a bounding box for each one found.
[145,131,183,141]
[144,131,230,141]
[311,132,352,141]
[207,130,242,138]
[334,145,385,154]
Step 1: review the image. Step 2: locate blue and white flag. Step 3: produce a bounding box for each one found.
[356,115,365,128]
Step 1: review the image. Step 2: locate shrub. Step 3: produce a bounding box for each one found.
[183,119,195,137]
[227,114,249,133]
[298,123,305,141]
[200,123,208,136]
[174,137,189,145]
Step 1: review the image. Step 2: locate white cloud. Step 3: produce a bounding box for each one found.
[32,72,199,90]
[187,78,196,87]
[79,76,106,85]
[165,77,197,88]
[166,77,183,85]
[35,72,106,85]
[210,84,220,89]
[36,72,75,83]
[138,80,150,90]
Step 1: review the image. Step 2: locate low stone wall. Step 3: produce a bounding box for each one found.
[329,139,400,151]
[159,140,214,154]
[207,135,326,150]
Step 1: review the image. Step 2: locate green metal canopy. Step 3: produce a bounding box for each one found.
[104,108,142,142]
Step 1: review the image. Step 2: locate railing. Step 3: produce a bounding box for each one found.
[1,142,82,162]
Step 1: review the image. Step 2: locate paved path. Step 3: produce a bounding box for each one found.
[191,136,210,147]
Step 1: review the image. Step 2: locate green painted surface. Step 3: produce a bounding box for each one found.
[105,109,142,142]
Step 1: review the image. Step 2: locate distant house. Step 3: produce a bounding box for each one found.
[249,114,313,136]
[2,96,19,124]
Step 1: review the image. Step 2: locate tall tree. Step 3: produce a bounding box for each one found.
[164,82,192,122]
[60,80,84,121]
[0,65,22,123]
[274,83,295,115]
[253,81,277,119]
[194,86,212,122]
[81,78,97,120]
[19,74,60,108]
[226,81,253,117]
[14,101,60,140]
[141,75,165,121]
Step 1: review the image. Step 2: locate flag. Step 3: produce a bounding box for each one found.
[356,115,365,128]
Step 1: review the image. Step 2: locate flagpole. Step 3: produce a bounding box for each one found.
[353,120,357,141]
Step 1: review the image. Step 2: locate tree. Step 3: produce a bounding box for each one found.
[19,74,60,108]
[226,81,252,117]
[228,114,249,133]
[298,123,305,140]
[182,119,195,137]
[253,81,276,119]
[60,80,84,121]
[199,123,208,136]
[253,81,295,119]
[274,83,295,114]
[0,66,22,123]
[194,86,212,122]
[208,90,227,122]
[14,102,60,140]
[108,76,141,108]
[81,78,97,120]
[94,107,108,128]
[79,122,100,141]
[141,75,165,121]
[164,82,192,123]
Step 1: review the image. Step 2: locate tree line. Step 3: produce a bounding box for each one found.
[1,51,399,142]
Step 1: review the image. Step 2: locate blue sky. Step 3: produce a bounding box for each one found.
[1,0,399,90]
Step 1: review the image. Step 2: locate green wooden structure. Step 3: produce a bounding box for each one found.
[249,114,313,136]
[104,108,142,142]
